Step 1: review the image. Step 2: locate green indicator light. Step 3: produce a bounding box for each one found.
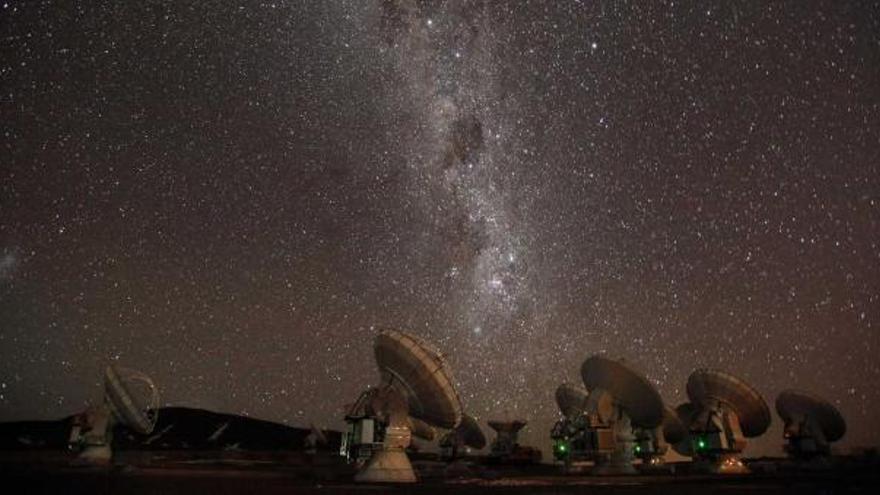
[698,439,706,450]
[635,445,641,453]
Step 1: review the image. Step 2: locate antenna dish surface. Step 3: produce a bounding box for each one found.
[687,369,770,437]
[555,383,588,418]
[776,390,846,442]
[456,414,487,449]
[581,356,663,428]
[675,402,698,423]
[374,329,462,429]
[104,365,159,435]
[661,406,687,444]
[671,402,697,456]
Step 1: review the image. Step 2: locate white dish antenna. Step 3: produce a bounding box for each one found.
[678,369,770,473]
[345,329,463,483]
[374,330,462,429]
[70,365,159,464]
[581,356,664,429]
[580,356,664,474]
[776,389,845,460]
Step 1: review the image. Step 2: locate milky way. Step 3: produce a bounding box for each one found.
[375,2,535,356]
[1,1,878,455]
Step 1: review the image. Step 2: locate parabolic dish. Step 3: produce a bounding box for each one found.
[674,402,698,430]
[661,406,687,444]
[776,390,846,442]
[555,383,588,418]
[456,414,487,449]
[671,402,698,456]
[687,369,771,437]
[104,365,159,435]
[581,356,664,428]
[374,329,462,429]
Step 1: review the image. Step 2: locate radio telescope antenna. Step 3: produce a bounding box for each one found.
[580,356,664,475]
[555,383,588,419]
[343,329,462,483]
[440,413,486,460]
[680,369,770,473]
[776,390,845,462]
[70,365,159,464]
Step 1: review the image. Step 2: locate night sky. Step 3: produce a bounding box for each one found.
[1,1,878,456]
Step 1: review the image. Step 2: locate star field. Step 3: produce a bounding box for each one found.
[1,1,878,456]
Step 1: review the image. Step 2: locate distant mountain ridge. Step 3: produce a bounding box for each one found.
[0,407,341,452]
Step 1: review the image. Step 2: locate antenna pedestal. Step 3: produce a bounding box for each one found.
[354,425,416,483]
[73,404,115,465]
[693,453,749,474]
[784,427,831,460]
[689,407,751,473]
[593,412,637,475]
[635,426,674,471]
[78,444,113,464]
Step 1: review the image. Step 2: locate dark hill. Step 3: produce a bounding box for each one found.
[0,419,71,450]
[0,407,341,452]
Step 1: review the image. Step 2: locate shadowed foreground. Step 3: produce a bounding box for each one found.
[2,459,878,495]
